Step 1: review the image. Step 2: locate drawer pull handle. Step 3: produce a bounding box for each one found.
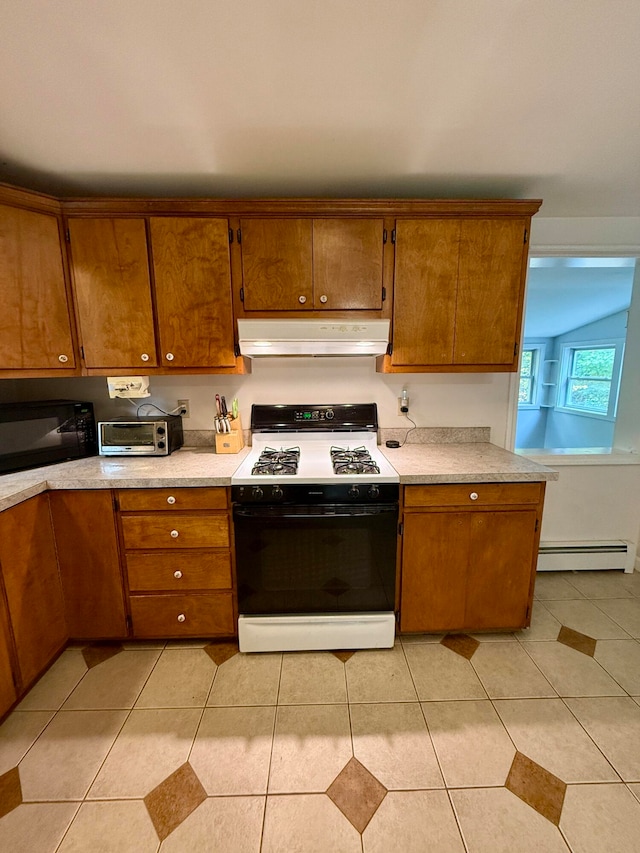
[174,570,183,579]
[469,492,479,501]
[177,613,186,623]
[170,529,179,538]
[167,496,176,504]
[141,353,150,362]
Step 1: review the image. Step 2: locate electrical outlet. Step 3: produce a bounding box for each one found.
[177,399,190,418]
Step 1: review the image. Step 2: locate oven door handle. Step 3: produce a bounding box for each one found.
[233,504,398,519]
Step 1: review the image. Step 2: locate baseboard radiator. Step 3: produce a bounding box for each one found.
[537,540,636,574]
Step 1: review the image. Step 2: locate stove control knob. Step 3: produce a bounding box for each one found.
[368,485,380,499]
[325,409,335,420]
[271,485,283,500]
[251,486,264,500]
[348,485,360,499]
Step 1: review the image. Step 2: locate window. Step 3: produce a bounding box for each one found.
[518,344,543,409]
[557,340,625,419]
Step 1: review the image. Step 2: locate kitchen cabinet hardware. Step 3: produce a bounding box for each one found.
[174,570,182,579]
[167,496,176,504]
[470,492,479,500]
[58,354,68,362]
[165,352,174,361]
[298,295,307,303]
[170,529,179,538]
[319,294,328,303]
[177,613,186,622]
[141,353,150,361]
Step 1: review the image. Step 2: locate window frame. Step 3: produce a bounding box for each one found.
[555,337,626,421]
[517,343,545,410]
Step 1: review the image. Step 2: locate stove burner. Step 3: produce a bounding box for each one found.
[251,446,300,476]
[330,446,380,475]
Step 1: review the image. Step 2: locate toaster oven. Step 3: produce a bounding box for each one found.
[98,415,183,456]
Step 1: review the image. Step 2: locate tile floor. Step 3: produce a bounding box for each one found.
[2,569,640,851]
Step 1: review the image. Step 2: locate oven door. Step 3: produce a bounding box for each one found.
[233,503,398,616]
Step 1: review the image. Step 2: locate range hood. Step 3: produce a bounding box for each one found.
[237,319,390,357]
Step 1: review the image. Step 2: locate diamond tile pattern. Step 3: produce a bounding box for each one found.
[1,570,640,851]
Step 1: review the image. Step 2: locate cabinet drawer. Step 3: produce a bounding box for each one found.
[118,488,227,512]
[121,514,229,549]
[129,592,234,637]
[126,550,232,592]
[404,482,543,508]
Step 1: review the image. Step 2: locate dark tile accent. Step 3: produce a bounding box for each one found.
[144,761,207,841]
[204,641,239,666]
[82,643,124,669]
[0,766,22,819]
[332,651,355,663]
[441,633,480,660]
[327,756,387,833]
[557,625,597,657]
[505,751,567,825]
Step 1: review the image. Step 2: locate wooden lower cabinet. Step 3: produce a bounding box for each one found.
[0,593,17,717]
[49,490,127,639]
[117,487,236,639]
[0,494,67,690]
[400,482,544,633]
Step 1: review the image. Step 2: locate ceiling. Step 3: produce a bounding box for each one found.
[2,1,640,216]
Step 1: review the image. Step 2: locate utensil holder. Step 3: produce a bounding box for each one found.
[215,415,244,453]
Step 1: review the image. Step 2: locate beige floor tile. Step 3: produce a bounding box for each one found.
[135,648,216,708]
[363,790,465,853]
[451,787,570,852]
[494,698,619,782]
[594,598,640,637]
[543,599,631,639]
[61,650,161,710]
[206,652,282,706]
[87,708,201,798]
[278,652,347,704]
[0,710,54,775]
[471,643,556,699]
[268,704,352,793]
[623,570,640,596]
[403,643,486,701]
[515,601,563,641]
[0,802,80,853]
[560,783,640,853]
[18,709,127,800]
[522,641,626,697]
[351,702,443,790]
[470,632,517,642]
[628,783,640,803]
[565,697,640,781]
[594,639,640,694]
[261,794,362,853]
[189,705,275,794]
[16,650,88,711]
[160,796,265,852]
[533,572,584,600]
[57,800,159,852]
[345,645,417,703]
[565,570,636,599]
[400,633,445,644]
[422,700,515,787]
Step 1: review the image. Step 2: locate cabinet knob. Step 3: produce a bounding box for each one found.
[469,492,479,501]
[167,496,176,504]
[58,354,69,363]
[170,529,179,538]
[177,613,186,623]
[298,295,307,304]
[174,570,182,579]
[165,352,174,361]
[141,353,150,362]
[319,294,328,304]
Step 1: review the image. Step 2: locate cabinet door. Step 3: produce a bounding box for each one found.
[465,509,538,629]
[150,218,236,367]
[400,511,470,633]
[240,218,313,310]
[0,204,75,369]
[0,592,17,718]
[0,495,67,689]
[313,219,385,309]
[49,491,127,639]
[390,220,460,366]
[68,218,157,368]
[455,219,527,367]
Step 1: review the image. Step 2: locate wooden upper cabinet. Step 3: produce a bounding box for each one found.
[389,216,529,371]
[239,217,385,311]
[150,218,236,367]
[67,218,158,369]
[0,203,75,370]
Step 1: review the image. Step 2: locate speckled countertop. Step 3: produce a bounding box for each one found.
[0,435,557,512]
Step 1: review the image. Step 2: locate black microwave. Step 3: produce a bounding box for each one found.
[0,399,97,475]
